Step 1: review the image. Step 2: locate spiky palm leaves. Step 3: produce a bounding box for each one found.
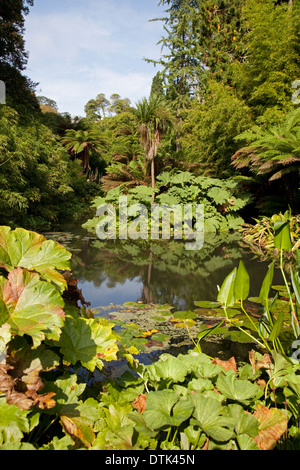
[134,95,174,202]
[232,108,300,182]
[62,129,105,171]
[232,108,300,209]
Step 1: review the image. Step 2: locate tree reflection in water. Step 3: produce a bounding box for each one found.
[47,228,281,312]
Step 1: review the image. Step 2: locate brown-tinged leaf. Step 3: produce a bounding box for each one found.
[145,339,164,348]
[253,405,288,450]
[0,364,15,393]
[212,356,237,373]
[132,394,147,414]
[22,372,56,410]
[6,390,33,411]
[0,268,65,347]
[249,350,272,374]
[61,415,95,448]
[202,437,209,450]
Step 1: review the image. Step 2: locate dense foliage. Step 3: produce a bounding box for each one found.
[0,225,299,450]
[0,0,300,452]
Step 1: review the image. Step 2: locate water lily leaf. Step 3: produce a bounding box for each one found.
[0,268,65,347]
[216,371,261,404]
[58,316,118,371]
[173,310,197,320]
[194,301,220,309]
[253,405,288,450]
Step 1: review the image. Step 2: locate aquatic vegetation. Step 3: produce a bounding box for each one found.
[0,225,299,450]
[240,211,300,265]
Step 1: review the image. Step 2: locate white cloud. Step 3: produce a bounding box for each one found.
[24,0,164,115]
[34,67,154,116]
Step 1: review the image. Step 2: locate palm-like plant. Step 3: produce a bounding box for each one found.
[232,108,300,207]
[232,108,300,180]
[134,94,174,202]
[61,129,105,171]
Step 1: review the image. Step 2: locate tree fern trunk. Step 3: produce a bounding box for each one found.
[151,158,155,204]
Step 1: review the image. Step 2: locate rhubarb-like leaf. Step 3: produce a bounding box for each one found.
[0,268,65,347]
[0,226,71,291]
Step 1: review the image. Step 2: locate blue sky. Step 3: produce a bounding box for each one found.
[24,0,165,116]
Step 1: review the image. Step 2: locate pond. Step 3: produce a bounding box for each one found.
[46,222,281,313]
[44,222,283,368]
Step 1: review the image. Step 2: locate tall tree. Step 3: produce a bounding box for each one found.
[62,129,105,171]
[148,1,245,150]
[232,0,300,118]
[109,94,131,115]
[134,95,174,202]
[0,0,34,70]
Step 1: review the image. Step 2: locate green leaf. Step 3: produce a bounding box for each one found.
[274,220,292,252]
[191,395,235,442]
[197,321,225,342]
[234,261,250,301]
[207,187,230,205]
[226,404,259,437]
[44,374,86,416]
[0,226,71,291]
[226,214,244,230]
[290,267,300,306]
[173,310,197,321]
[0,268,65,347]
[143,390,193,430]
[0,397,30,446]
[150,354,189,383]
[268,311,284,342]
[217,268,237,308]
[58,317,118,372]
[216,371,261,404]
[259,263,275,304]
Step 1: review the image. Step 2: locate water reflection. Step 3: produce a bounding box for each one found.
[48,226,281,311]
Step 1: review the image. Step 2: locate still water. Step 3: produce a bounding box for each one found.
[47,224,282,312]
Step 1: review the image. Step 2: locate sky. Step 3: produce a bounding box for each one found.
[24,0,166,117]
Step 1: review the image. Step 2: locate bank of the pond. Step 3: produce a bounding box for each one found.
[44,225,282,312]
[42,225,283,369]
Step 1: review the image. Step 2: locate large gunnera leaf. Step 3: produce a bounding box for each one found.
[58,317,119,372]
[0,268,65,347]
[0,226,71,291]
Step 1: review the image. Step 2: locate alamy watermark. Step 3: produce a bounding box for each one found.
[0,80,6,105]
[95,196,204,251]
[292,80,300,104]
[292,340,300,363]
